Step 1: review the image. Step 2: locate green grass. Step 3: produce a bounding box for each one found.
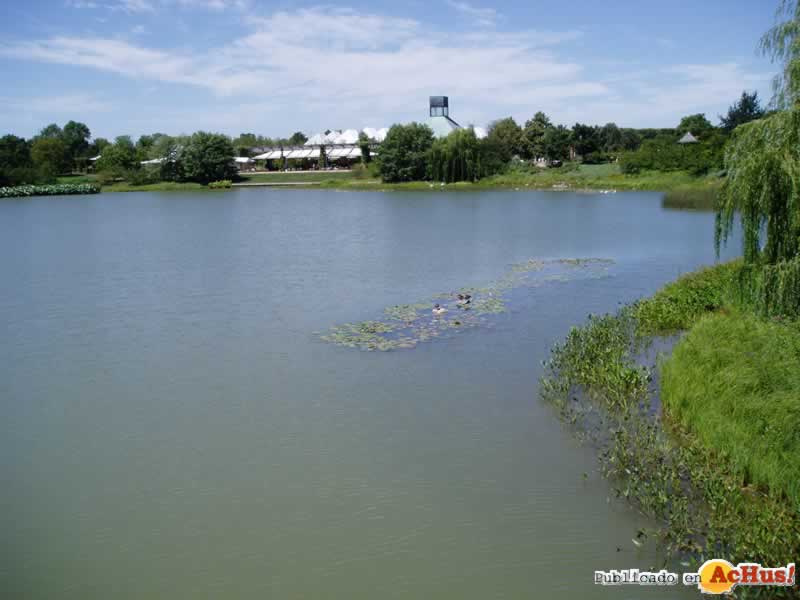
[57,174,98,185]
[101,181,209,193]
[634,261,738,334]
[661,311,800,508]
[238,170,356,184]
[478,167,712,191]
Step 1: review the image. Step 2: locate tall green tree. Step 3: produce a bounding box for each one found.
[377,123,434,183]
[717,1,800,316]
[486,117,522,163]
[521,112,552,159]
[31,137,68,176]
[180,132,236,184]
[37,123,63,139]
[600,123,623,152]
[0,135,34,185]
[677,114,714,139]
[760,0,800,108]
[288,131,308,145]
[429,128,481,183]
[95,136,138,173]
[542,125,572,161]
[719,91,766,132]
[62,121,91,167]
[0,135,32,170]
[571,123,600,158]
[358,131,371,164]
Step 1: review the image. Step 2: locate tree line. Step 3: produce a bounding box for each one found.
[0,89,767,188]
[378,90,767,184]
[0,126,312,187]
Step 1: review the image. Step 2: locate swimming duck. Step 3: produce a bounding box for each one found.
[432,303,447,316]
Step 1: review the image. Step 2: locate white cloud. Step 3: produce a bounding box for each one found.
[446,0,498,27]
[0,6,772,133]
[3,93,112,113]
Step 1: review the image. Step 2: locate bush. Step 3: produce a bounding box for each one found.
[126,167,160,186]
[634,261,737,334]
[581,151,612,164]
[208,179,232,189]
[180,132,237,184]
[0,183,100,198]
[378,123,435,183]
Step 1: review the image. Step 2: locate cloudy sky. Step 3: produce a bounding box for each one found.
[0,0,781,140]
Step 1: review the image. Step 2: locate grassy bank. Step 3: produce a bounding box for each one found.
[100,181,209,193]
[541,262,800,576]
[662,311,800,508]
[238,170,355,184]
[45,165,722,197]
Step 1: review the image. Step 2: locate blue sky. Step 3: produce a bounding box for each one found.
[0,0,782,140]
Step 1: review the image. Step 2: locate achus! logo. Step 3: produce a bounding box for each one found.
[697,559,795,594]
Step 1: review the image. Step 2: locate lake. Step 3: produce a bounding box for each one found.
[0,189,738,599]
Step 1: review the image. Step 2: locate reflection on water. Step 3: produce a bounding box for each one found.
[0,189,738,599]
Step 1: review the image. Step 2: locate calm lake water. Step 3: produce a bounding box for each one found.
[0,189,738,599]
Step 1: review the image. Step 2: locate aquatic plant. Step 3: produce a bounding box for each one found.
[319,258,614,352]
[540,267,800,589]
[0,183,100,198]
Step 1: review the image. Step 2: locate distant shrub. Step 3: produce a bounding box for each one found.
[208,179,232,189]
[351,162,379,179]
[581,151,612,165]
[0,183,100,198]
[126,167,160,186]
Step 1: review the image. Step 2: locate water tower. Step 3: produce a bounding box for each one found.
[428,96,461,138]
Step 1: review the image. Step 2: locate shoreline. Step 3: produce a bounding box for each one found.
[540,263,800,570]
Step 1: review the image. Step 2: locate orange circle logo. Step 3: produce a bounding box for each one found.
[698,559,736,594]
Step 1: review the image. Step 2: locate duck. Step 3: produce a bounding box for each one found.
[456,294,472,307]
[432,303,447,316]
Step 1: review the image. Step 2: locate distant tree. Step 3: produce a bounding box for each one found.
[521,112,552,159]
[571,123,600,158]
[233,133,259,148]
[95,136,138,172]
[542,125,572,161]
[620,129,642,151]
[677,114,714,139]
[0,134,35,186]
[288,131,308,145]
[478,135,510,176]
[486,117,522,163]
[719,91,766,132]
[62,121,91,168]
[358,131,371,164]
[92,138,111,155]
[759,0,800,108]
[599,122,623,153]
[37,123,63,139]
[180,131,236,184]
[0,135,32,170]
[429,128,481,183]
[378,123,435,183]
[31,137,68,176]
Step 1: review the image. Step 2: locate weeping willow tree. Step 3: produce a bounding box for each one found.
[716,0,800,316]
[429,128,482,183]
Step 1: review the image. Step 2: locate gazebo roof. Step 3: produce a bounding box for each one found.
[678,132,699,144]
